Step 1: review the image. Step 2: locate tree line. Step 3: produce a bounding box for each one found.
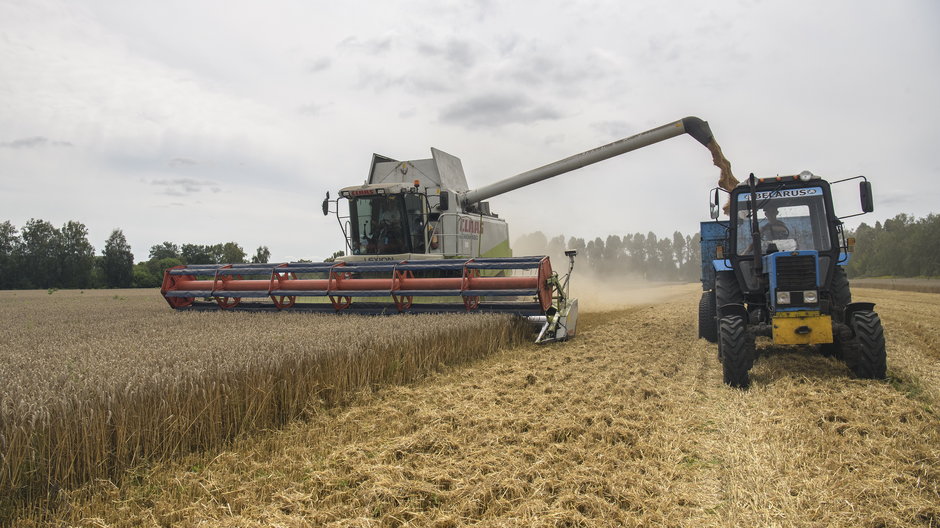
[517,213,940,282]
[2,213,935,290]
[515,230,702,281]
[847,213,940,278]
[0,218,270,290]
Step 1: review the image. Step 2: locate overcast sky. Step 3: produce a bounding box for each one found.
[1,0,938,262]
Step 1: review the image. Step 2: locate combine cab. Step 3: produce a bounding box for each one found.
[699,172,886,387]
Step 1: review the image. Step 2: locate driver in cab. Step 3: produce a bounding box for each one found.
[759,205,790,240]
[742,204,792,254]
[376,203,405,253]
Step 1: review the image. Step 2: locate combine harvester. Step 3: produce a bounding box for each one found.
[162,117,730,343]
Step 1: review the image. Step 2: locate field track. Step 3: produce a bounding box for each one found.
[12,285,940,527]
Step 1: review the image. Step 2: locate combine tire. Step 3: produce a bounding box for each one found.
[718,315,755,388]
[844,311,886,379]
[698,291,718,343]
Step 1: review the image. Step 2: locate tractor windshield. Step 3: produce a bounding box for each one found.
[735,187,832,255]
[348,194,426,255]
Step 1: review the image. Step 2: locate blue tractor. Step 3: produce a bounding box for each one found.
[698,171,885,388]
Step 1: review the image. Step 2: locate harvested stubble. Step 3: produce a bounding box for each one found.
[0,289,527,521]
[852,278,940,295]
[14,284,940,527]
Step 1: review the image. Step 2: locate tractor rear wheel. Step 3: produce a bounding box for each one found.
[718,315,755,388]
[844,310,887,379]
[698,291,718,343]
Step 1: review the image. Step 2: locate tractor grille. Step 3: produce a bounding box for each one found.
[775,255,816,290]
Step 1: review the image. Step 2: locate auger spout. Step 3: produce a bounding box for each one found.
[459,116,736,207]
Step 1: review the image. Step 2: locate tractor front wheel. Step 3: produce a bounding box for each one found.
[844,311,887,379]
[719,315,755,389]
[698,291,718,343]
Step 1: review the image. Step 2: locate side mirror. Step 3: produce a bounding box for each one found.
[321,191,330,216]
[859,181,874,213]
[438,191,450,211]
[709,188,720,219]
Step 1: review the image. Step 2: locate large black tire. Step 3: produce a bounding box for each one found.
[698,291,718,343]
[715,271,743,309]
[830,266,852,319]
[718,315,755,388]
[820,267,853,358]
[843,311,887,379]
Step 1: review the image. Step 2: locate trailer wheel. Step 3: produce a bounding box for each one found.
[698,291,718,343]
[719,315,755,388]
[844,311,886,379]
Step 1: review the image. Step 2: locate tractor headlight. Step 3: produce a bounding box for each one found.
[776,291,791,304]
[799,170,814,181]
[804,290,818,303]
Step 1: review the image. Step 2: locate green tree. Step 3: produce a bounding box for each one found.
[181,244,213,265]
[132,263,162,288]
[848,213,940,278]
[252,245,271,264]
[20,218,62,288]
[149,242,181,261]
[59,221,96,288]
[324,250,345,262]
[0,221,21,289]
[220,242,246,264]
[102,229,134,288]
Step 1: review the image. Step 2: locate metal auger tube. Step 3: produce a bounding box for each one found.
[459,116,714,206]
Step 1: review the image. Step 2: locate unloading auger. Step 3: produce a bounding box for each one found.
[162,117,731,343]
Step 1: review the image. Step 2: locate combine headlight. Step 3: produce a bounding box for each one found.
[776,291,791,304]
[804,290,818,303]
[799,170,814,182]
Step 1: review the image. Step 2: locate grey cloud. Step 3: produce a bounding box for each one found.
[590,120,637,138]
[439,93,563,128]
[496,34,520,57]
[501,50,611,92]
[306,56,332,73]
[339,35,394,54]
[416,38,478,68]
[168,157,198,167]
[356,69,454,95]
[151,177,217,196]
[0,136,74,148]
[298,102,328,116]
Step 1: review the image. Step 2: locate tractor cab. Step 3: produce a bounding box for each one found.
[727,173,842,303]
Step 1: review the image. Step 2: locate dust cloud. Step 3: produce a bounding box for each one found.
[567,270,698,313]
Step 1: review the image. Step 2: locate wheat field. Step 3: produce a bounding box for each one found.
[3,284,940,527]
[0,289,528,523]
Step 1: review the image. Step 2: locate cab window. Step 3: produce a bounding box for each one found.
[736,194,831,255]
